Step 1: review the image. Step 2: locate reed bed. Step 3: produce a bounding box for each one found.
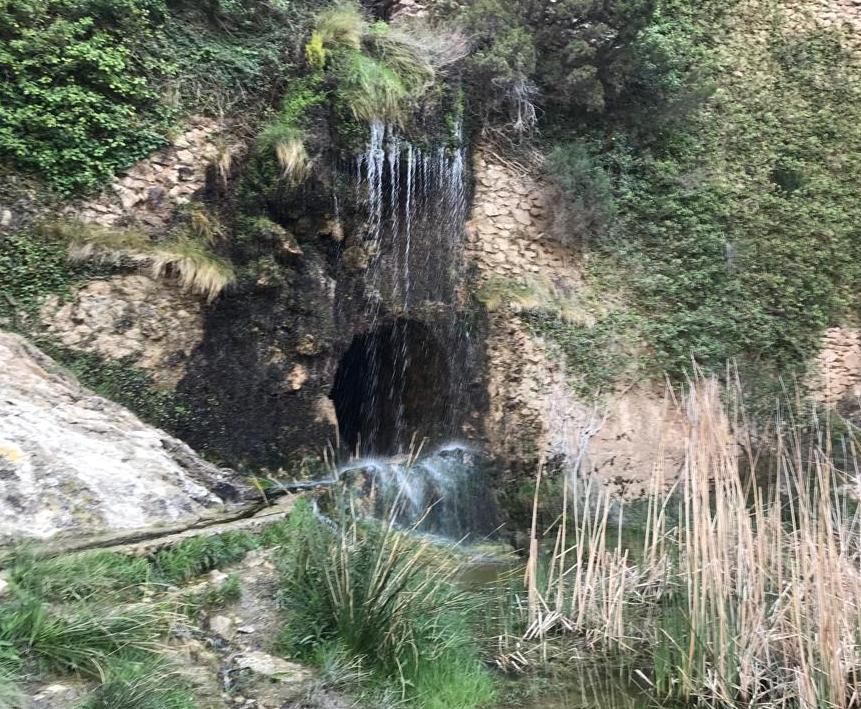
[507,376,861,709]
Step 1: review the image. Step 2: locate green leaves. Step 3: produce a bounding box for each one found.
[591,4,861,383]
[0,0,171,194]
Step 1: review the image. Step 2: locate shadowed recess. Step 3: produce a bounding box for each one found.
[330,319,449,455]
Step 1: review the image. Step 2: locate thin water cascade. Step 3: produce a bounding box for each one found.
[357,121,468,313]
[335,122,471,457]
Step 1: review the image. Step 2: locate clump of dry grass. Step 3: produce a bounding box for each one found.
[274,137,311,183]
[47,220,235,302]
[504,376,861,709]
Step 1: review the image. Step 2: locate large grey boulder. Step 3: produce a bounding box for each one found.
[0,332,242,544]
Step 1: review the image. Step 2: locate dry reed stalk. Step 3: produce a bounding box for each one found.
[509,372,861,708]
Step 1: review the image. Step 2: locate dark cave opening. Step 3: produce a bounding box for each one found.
[330,319,450,456]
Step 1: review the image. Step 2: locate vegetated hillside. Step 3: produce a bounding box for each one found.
[1,0,859,409]
[460,0,861,398]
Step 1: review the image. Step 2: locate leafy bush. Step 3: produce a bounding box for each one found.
[546,142,615,245]
[35,341,190,432]
[449,0,658,131]
[0,230,97,318]
[544,0,861,389]
[0,0,172,193]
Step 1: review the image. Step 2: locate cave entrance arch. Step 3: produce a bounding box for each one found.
[330,319,450,456]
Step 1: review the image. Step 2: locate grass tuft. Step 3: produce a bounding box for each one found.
[9,550,151,603]
[46,220,235,302]
[80,652,195,709]
[152,531,260,586]
[274,499,495,707]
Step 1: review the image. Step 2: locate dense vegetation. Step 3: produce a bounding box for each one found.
[3,0,858,393]
[506,0,861,390]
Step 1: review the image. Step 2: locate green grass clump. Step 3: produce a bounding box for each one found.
[80,653,196,709]
[0,594,169,677]
[9,550,151,603]
[274,499,496,708]
[51,220,236,303]
[152,531,260,585]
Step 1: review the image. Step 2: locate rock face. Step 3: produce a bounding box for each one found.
[40,274,205,389]
[0,332,241,544]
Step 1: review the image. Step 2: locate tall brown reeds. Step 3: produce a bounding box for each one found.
[510,374,861,708]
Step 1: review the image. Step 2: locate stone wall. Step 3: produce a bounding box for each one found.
[40,275,205,389]
[34,117,243,390]
[465,150,576,286]
[809,327,861,405]
[69,116,239,229]
[468,147,685,496]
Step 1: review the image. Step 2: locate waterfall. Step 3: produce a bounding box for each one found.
[338,123,470,457]
[357,122,467,313]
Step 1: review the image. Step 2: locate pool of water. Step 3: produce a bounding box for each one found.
[500,668,651,709]
[453,552,654,709]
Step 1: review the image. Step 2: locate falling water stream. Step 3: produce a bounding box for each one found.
[342,122,470,456]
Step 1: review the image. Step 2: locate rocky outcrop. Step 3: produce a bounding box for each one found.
[40,274,205,389]
[0,332,242,544]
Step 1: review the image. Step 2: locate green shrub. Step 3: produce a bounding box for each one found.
[546,142,615,245]
[34,341,190,433]
[0,230,98,319]
[542,1,861,390]
[0,0,172,193]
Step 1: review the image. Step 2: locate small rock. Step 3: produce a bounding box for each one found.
[0,209,12,227]
[209,614,235,640]
[235,651,314,684]
[295,334,321,356]
[208,569,229,585]
[0,577,9,597]
[237,625,256,634]
[287,364,308,391]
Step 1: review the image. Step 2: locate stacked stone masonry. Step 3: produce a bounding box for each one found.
[810,327,861,405]
[69,116,239,229]
[468,147,685,495]
[465,150,576,287]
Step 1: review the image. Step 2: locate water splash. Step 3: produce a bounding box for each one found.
[338,444,498,539]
